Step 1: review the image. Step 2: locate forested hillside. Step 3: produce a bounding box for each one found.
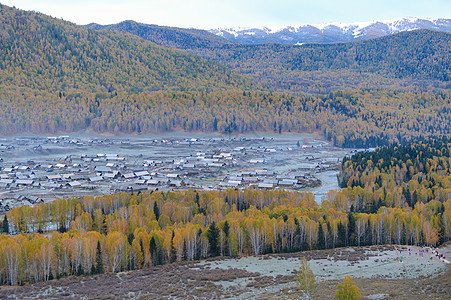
[0,4,251,94]
[339,137,451,210]
[93,21,451,92]
[0,5,449,148]
[1,88,449,147]
[213,31,450,93]
[288,30,451,81]
[85,21,230,51]
[1,138,450,285]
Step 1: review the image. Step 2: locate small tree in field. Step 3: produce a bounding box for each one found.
[297,257,315,299]
[335,275,360,300]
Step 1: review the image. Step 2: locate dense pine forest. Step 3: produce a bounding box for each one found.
[0,139,450,285]
[338,137,451,209]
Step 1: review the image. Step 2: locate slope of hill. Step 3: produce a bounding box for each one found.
[85,20,231,51]
[210,17,451,45]
[97,20,450,91]
[207,30,451,92]
[0,5,449,148]
[0,4,250,94]
[286,30,451,81]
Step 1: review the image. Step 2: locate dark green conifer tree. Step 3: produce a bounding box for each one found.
[2,215,9,234]
[223,220,230,256]
[127,232,135,245]
[150,236,157,266]
[348,213,356,246]
[170,230,176,262]
[96,240,104,274]
[317,223,325,250]
[153,201,160,220]
[207,222,220,257]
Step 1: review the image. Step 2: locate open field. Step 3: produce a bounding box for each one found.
[1,244,449,299]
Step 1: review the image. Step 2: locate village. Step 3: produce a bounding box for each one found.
[0,133,349,212]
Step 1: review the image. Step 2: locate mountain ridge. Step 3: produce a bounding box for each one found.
[85,20,231,51]
[85,19,451,89]
[209,17,451,44]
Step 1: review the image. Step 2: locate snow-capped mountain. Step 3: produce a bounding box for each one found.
[209,18,451,44]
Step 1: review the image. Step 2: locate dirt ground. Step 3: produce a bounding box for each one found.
[1,244,449,299]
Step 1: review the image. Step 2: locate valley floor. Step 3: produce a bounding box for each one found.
[1,244,449,299]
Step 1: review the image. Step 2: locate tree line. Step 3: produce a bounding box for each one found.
[338,137,451,210]
[0,86,449,148]
[0,182,449,285]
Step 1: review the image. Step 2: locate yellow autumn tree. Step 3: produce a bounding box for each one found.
[335,275,361,300]
[297,257,315,300]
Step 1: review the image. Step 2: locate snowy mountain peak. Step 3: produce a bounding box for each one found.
[209,17,451,45]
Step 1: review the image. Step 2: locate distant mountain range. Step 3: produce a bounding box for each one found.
[86,20,451,85]
[209,18,451,44]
